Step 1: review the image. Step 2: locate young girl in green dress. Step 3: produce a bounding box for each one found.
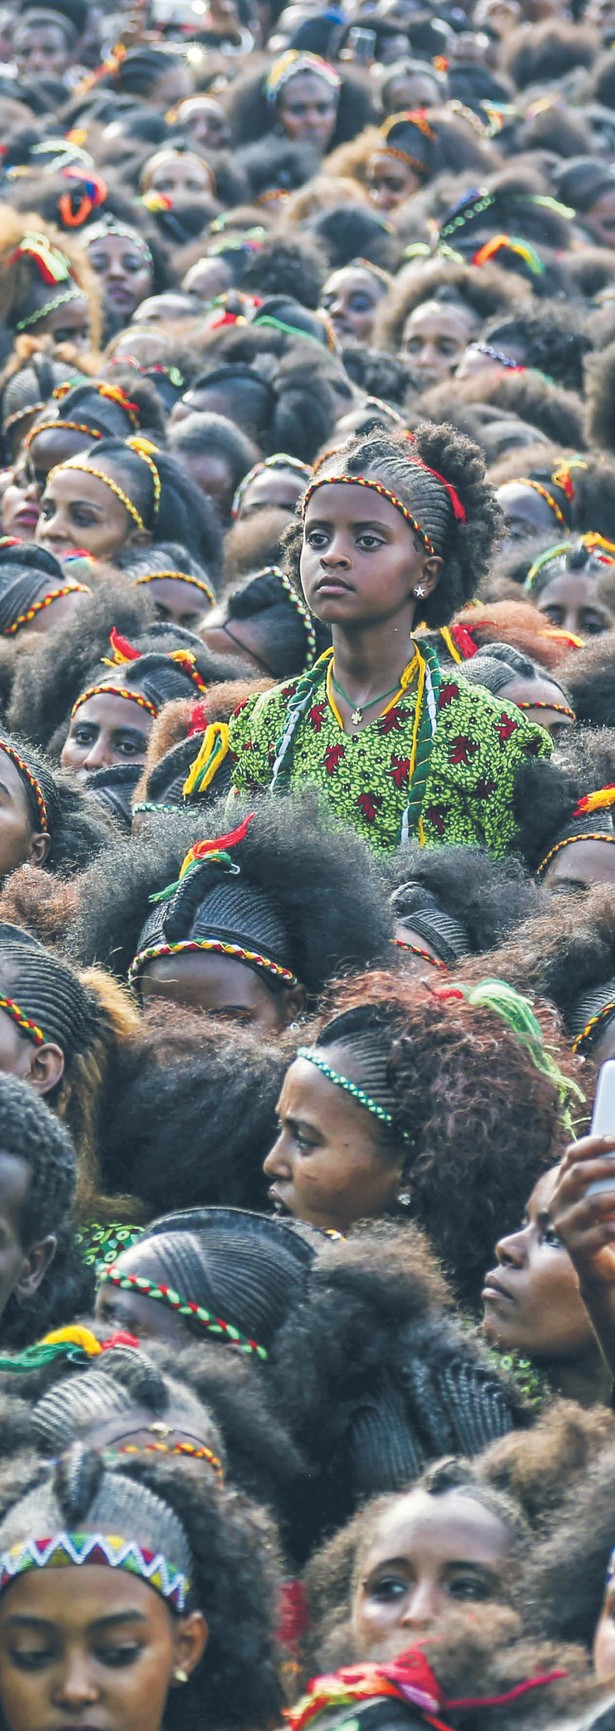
[226,424,552,854]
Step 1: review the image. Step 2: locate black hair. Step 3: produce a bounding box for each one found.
[500,19,599,88]
[339,346,413,408]
[515,1445,615,1649]
[219,566,330,677]
[585,339,615,458]
[461,643,572,706]
[241,235,327,311]
[304,1455,530,1671]
[0,1074,93,1350]
[184,351,339,464]
[67,438,224,572]
[453,369,587,454]
[481,303,592,394]
[524,540,615,612]
[553,154,615,220]
[374,257,522,356]
[29,374,167,444]
[384,840,544,965]
[286,424,502,627]
[85,763,142,831]
[98,46,188,99]
[0,730,114,876]
[0,1442,284,1731]
[101,1004,287,1216]
[558,631,615,729]
[239,136,321,201]
[6,577,156,752]
[168,412,259,502]
[305,204,403,273]
[0,343,88,457]
[436,180,575,260]
[225,62,376,151]
[68,792,394,1000]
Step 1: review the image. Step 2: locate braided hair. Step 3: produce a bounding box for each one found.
[385,841,543,970]
[287,425,502,625]
[0,730,114,877]
[213,566,330,677]
[28,373,166,447]
[0,1073,93,1349]
[52,438,224,572]
[0,1441,284,1731]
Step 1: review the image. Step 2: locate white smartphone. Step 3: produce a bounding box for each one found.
[586,1059,615,1196]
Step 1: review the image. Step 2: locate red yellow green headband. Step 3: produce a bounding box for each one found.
[0,742,48,833]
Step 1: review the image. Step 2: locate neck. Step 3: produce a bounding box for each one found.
[331,608,417,690]
[546,1347,611,1408]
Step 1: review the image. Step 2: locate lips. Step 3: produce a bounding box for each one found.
[482,1271,515,1303]
[268,1182,292,1213]
[13,505,39,528]
[314,575,352,595]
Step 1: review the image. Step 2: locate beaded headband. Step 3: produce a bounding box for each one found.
[0,1533,189,1612]
[395,939,447,971]
[135,570,216,606]
[231,454,310,521]
[48,459,147,533]
[517,479,568,529]
[26,419,103,449]
[538,832,615,875]
[297,1046,411,1142]
[71,685,158,721]
[15,286,83,335]
[264,50,341,106]
[0,994,45,1047]
[85,220,154,269]
[128,935,298,990]
[571,998,615,1055]
[538,787,615,874]
[515,699,576,721]
[128,438,161,518]
[114,1438,223,1479]
[0,742,49,834]
[524,541,571,593]
[378,147,428,174]
[98,1267,268,1360]
[302,474,436,557]
[3,400,46,436]
[5,584,90,639]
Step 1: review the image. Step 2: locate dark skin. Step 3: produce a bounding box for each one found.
[352,1489,514,1658]
[0,753,50,877]
[95,1241,203,1347]
[264,1046,405,1232]
[140,577,210,630]
[235,469,305,520]
[139,948,306,1030]
[22,291,91,353]
[542,839,615,894]
[535,567,615,638]
[368,151,424,211]
[321,267,387,345]
[12,17,72,76]
[300,477,442,734]
[550,1133,615,1397]
[200,616,273,673]
[496,482,561,550]
[25,427,94,495]
[0,980,64,1099]
[37,464,152,560]
[85,233,154,325]
[277,72,339,153]
[494,673,574,741]
[0,1151,58,1323]
[403,302,479,389]
[61,692,153,781]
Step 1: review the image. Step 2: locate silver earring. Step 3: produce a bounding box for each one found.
[414,584,427,599]
[398,1191,411,1207]
[174,1670,189,1685]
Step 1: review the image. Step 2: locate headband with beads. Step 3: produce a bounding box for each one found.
[264,50,341,106]
[525,533,615,594]
[48,458,147,533]
[302,465,465,554]
[571,997,615,1056]
[84,220,154,269]
[26,419,103,450]
[135,570,216,607]
[127,438,161,518]
[0,1533,189,1612]
[71,685,158,722]
[98,1266,268,1360]
[297,1046,412,1143]
[231,454,310,521]
[104,630,208,697]
[0,742,49,834]
[16,286,84,335]
[537,788,615,876]
[4,584,91,638]
[112,1434,224,1480]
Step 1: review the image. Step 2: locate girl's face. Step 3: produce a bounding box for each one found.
[542,838,615,894]
[96,1243,198,1347]
[139,949,302,1030]
[24,289,91,352]
[0,752,50,877]
[37,464,148,560]
[321,267,386,345]
[352,1489,514,1659]
[142,577,209,631]
[173,96,229,150]
[1,462,40,539]
[496,483,559,548]
[86,233,154,324]
[586,185,615,248]
[236,468,304,519]
[144,149,214,200]
[402,302,478,389]
[495,674,574,741]
[277,73,338,151]
[0,1565,206,1731]
[594,1573,615,1681]
[300,479,439,627]
[26,426,95,493]
[62,693,153,781]
[482,1167,595,1361]
[368,151,423,210]
[264,1047,405,1233]
[535,567,615,638]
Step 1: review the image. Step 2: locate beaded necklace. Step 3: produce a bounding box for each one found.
[270,639,441,846]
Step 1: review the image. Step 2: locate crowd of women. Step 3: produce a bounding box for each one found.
[4,0,615,1727]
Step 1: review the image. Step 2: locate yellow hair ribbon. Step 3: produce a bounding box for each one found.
[40,1326,102,1356]
[183,722,230,797]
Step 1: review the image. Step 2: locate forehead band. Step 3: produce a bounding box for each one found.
[0,742,48,833]
[302,474,436,556]
[0,1533,188,1612]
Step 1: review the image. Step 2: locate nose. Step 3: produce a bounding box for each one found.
[263,1135,291,1179]
[496,1226,527,1267]
[399,1581,441,1631]
[53,1653,99,1709]
[320,533,351,568]
[107,257,127,279]
[82,737,111,771]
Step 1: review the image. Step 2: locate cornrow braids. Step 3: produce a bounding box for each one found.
[28,376,166,446]
[76,440,224,575]
[296,425,502,625]
[29,1343,226,1476]
[220,566,328,678]
[0,1441,285,1731]
[0,731,114,877]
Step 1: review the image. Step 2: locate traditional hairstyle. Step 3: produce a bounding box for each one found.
[224,56,374,153]
[211,566,329,678]
[0,1074,92,1350]
[385,841,543,971]
[373,257,523,356]
[460,643,575,720]
[26,374,166,450]
[559,631,615,729]
[0,543,89,639]
[0,211,99,344]
[0,1441,284,1731]
[48,438,224,571]
[0,731,113,876]
[68,794,394,1003]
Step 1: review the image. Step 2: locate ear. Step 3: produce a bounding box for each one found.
[171,1610,208,1683]
[416,553,444,597]
[28,831,52,867]
[282,984,307,1025]
[14,1235,57,1300]
[23,1042,65,1097]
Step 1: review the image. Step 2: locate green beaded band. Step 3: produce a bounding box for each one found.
[15,286,83,334]
[297,1046,410,1142]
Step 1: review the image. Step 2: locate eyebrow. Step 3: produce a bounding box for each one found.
[111,728,149,745]
[3,1612,148,1632]
[307,516,393,532]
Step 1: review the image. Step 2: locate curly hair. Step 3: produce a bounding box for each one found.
[479,304,592,395]
[224,61,376,150]
[285,425,502,626]
[304,204,403,273]
[215,566,330,678]
[558,631,615,728]
[513,1444,615,1650]
[0,730,114,877]
[585,339,615,458]
[374,258,524,355]
[457,880,615,1049]
[478,1399,615,1526]
[303,1456,531,1673]
[384,841,543,963]
[0,1442,285,1731]
[308,970,576,1304]
[241,234,328,310]
[0,1073,94,1349]
[6,578,155,751]
[443,597,583,670]
[100,1003,287,1215]
[0,205,101,349]
[427,370,587,454]
[68,792,394,999]
[27,371,167,450]
[180,348,340,465]
[499,19,599,89]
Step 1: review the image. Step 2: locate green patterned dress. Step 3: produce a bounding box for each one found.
[227,647,552,855]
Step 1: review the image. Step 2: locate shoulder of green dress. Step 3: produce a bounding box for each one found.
[227,676,303,744]
[436,671,553,757]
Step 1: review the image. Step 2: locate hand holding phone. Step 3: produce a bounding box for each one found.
[550,1066,615,1290]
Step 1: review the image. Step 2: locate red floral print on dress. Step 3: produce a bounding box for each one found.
[438,682,460,709]
[389,755,410,788]
[357,790,383,822]
[378,705,409,736]
[324,743,345,774]
[449,735,478,766]
[496,712,519,744]
[308,702,327,732]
